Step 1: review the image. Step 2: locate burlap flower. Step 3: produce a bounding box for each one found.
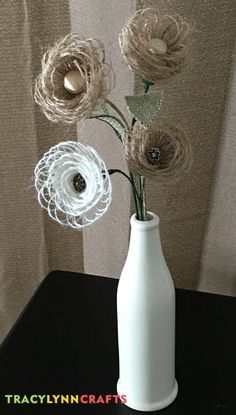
[34,141,112,229]
[119,8,191,83]
[34,33,111,123]
[125,122,192,181]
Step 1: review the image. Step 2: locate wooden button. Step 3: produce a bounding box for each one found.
[64,70,85,94]
[148,38,168,54]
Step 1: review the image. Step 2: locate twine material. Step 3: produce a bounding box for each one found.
[34,141,112,229]
[34,33,112,124]
[125,122,192,181]
[119,8,191,84]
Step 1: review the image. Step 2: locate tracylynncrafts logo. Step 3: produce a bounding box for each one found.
[3,394,127,405]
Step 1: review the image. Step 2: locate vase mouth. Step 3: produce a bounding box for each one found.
[130,211,159,230]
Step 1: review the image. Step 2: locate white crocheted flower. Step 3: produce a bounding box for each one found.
[34,141,112,229]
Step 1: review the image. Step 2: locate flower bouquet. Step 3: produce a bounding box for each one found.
[34,8,192,411]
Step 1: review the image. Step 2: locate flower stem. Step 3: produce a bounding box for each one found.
[132,80,152,219]
[143,79,153,93]
[129,171,141,220]
[140,176,147,220]
[107,83,152,220]
[139,81,151,220]
[105,99,129,128]
[108,169,141,218]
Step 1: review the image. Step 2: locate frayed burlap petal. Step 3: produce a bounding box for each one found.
[119,8,191,84]
[125,122,192,181]
[34,33,112,124]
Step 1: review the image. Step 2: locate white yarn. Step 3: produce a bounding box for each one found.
[34,141,112,229]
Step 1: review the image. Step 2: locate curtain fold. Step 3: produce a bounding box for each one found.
[198,46,236,296]
[0,0,84,343]
[69,0,135,279]
[137,0,236,294]
[0,0,235,344]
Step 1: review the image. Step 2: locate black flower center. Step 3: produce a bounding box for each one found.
[147,147,161,164]
[73,173,86,193]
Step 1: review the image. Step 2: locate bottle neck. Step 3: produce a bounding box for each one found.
[128,212,163,258]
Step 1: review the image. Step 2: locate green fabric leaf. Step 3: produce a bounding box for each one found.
[95,115,124,141]
[89,104,124,140]
[142,79,154,92]
[125,90,163,129]
[89,103,109,117]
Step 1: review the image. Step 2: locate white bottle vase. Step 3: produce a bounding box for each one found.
[117,212,178,411]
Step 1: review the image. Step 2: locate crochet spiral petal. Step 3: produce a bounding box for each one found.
[34,141,112,229]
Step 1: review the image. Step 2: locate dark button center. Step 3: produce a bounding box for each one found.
[147,147,161,164]
[73,173,86,193]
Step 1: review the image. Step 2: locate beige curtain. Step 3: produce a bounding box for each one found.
[136,0,236,294]
[198,45,236,296]
[0,0,235,343]
[0,0,83,343]
[69,0,135,278]
[71,0,236,295]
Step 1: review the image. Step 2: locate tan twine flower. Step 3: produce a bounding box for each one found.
[119,8,191,84]
[34,33,112,124]
[125,122,192,181]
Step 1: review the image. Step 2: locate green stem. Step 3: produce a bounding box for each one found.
[129,171,141,220]
[143,79,154,93]
[132,80,152,219]
[94,115,124,141]
[138,176,143,220]
[105,99,129,128]
[140,176,147,220]
[108,169,141,218]
[139,177,143,220]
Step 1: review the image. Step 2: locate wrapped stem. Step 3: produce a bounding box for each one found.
[140,176,147,220]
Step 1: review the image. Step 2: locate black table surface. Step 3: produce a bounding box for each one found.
[0,270,235,415]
